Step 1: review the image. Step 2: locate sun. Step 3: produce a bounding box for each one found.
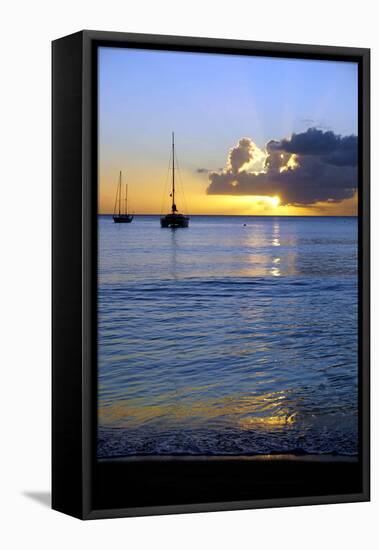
[268,195,280,208]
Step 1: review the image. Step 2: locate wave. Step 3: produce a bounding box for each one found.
[97,419,358,459]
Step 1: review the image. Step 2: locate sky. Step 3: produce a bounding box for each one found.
[98,47,358,216]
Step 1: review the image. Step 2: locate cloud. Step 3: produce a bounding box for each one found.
[206,129,358,206]
[228,138,255,173]
[301,118,316,125]
[300,119,331,131]
[272,128,357,164]
[227,137,267,174]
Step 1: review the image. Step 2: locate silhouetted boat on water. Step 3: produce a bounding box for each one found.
[113,171,133,223]
[160,133,190,228]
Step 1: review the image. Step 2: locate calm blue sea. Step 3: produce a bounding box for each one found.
[97,216,358,458]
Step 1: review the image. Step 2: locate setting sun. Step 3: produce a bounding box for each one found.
[269,195,280,208]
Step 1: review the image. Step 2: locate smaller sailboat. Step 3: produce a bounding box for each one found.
[113,171,133,223]
[160,133,190,228]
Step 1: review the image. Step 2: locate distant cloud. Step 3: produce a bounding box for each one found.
[301,118,316,126]
[206,128,358,206]
[300,118,331,131]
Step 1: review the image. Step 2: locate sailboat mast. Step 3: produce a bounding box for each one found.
[125,181,128,215]
[119,171,122,216]
[172,132,176,213]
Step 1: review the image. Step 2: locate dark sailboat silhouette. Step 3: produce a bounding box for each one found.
[160,133,190,228]
[113,171,133,223]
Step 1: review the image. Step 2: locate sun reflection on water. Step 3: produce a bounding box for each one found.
[99,388,298,431]
[238,413,297,430]
[270,221,282,275]
[272,220,281,247]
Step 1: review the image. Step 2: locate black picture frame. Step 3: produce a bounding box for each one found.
[52,30,370,520]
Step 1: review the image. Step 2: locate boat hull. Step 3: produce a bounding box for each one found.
[160,214,189,228]
[113,215,134,223]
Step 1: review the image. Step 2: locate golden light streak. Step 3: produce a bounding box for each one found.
[238,413,296,429]
[99,389,298,430]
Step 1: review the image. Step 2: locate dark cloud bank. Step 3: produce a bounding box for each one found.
[206,128,358,206]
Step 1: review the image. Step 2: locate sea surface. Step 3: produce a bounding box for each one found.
[97,216,358,458]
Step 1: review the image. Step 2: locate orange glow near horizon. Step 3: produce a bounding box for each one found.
[98,168,358,217]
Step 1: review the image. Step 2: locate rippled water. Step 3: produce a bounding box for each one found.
[97,216,358,458]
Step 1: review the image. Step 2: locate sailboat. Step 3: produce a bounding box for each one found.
[160,133,190,228]
[113,171,133,223]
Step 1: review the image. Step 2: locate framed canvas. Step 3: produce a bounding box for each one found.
[52,30,370,519]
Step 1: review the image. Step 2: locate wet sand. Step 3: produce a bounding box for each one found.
[99,453,357,463]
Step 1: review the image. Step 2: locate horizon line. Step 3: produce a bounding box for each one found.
[98,213,358,217]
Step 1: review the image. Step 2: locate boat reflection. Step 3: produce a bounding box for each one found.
[169,228,179,280]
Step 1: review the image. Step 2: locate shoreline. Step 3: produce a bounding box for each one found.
[98,453,358,463]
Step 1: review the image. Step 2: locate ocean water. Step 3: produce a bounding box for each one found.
[97,216,358,458]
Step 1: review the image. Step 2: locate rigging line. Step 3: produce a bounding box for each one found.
[125,183,128,214]
[118,172,121,216]
[160,151,172,215]
[174,150,189,215]
[176,166,188,215]
[163,152,172,214]
[113,175,119,216]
